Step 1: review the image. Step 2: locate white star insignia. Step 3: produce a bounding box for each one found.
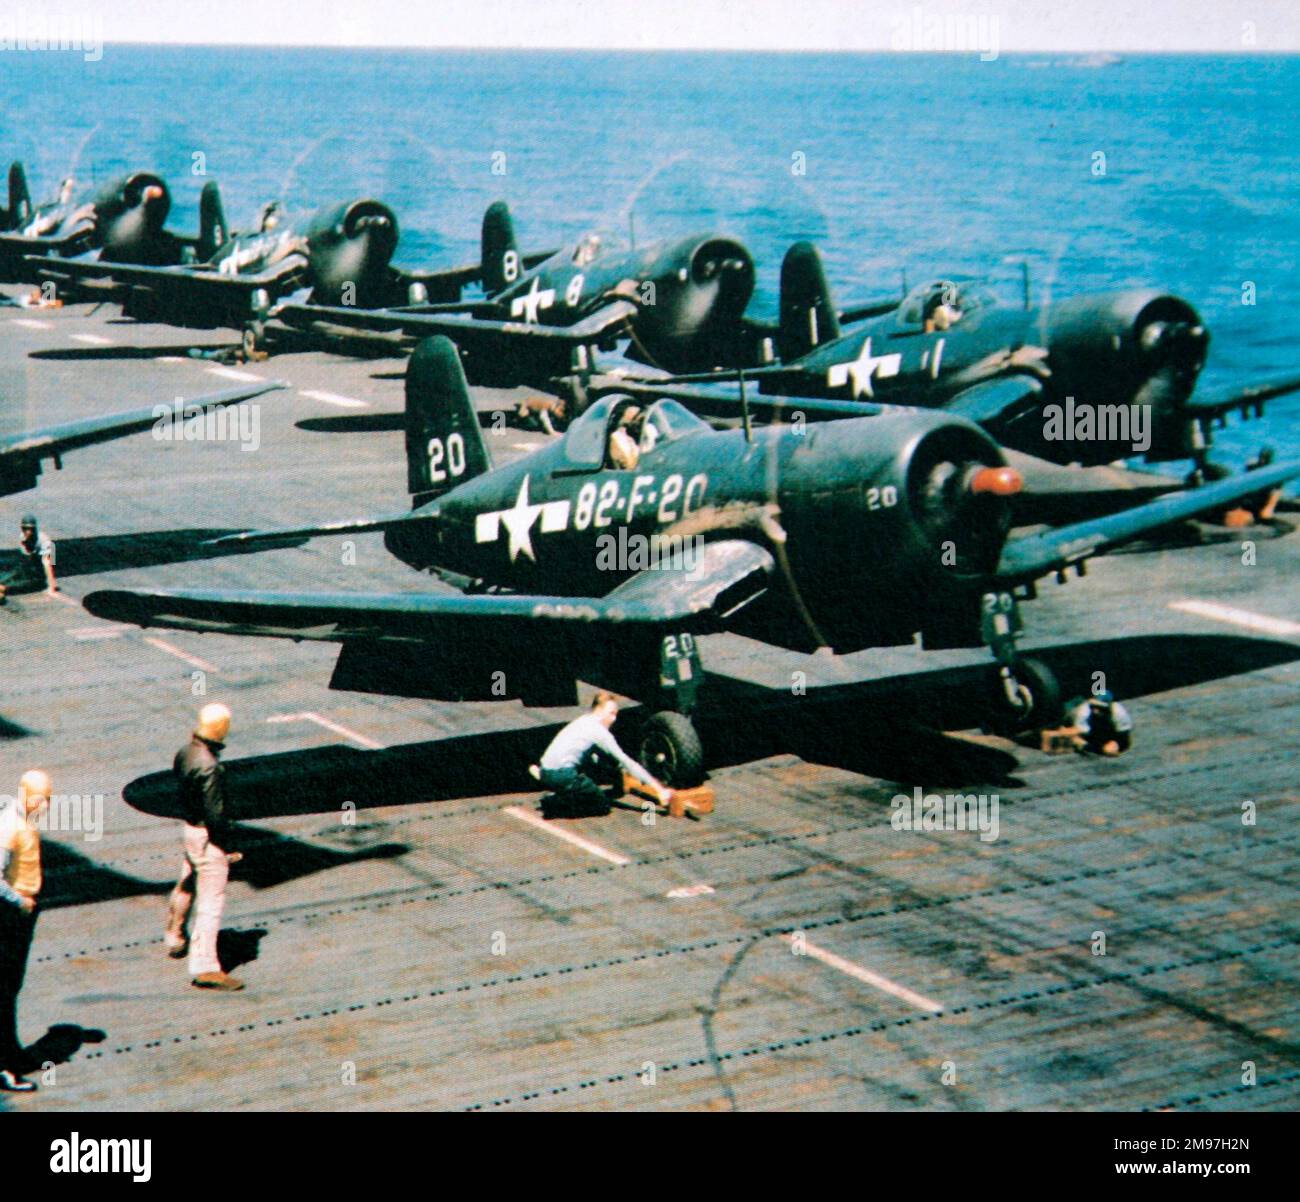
[826,337,903,399]
[510,277,556,324]
[498,474,544,562]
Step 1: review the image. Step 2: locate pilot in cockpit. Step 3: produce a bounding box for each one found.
[608,405,644,471]
[922,288,963,334]
[258,201,284,233]
[573,234,601,267]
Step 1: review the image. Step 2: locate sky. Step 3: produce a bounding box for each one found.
[3,0,1298,53]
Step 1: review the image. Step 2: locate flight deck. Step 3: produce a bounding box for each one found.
[1,295,1296,1112]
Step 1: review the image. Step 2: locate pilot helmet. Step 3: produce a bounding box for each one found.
[19,513,37,533]
[259,201,283,232]
[1091,690,1115,707]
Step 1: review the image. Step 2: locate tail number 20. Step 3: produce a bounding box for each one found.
[428,433,467,483]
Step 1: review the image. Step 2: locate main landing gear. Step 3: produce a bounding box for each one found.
[638,711,705,788]
[980,591,1062,738]
[632,631,707,788]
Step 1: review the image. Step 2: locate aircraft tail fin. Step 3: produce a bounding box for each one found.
[196,180,229,260]
[5,161,32,229]
[778,241,841,360]
[481,200,520,296]
[405,336,492,507]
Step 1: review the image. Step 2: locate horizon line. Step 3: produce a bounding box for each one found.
[83,42,1300,55]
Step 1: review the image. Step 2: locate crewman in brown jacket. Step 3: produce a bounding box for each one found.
[165,703,245,991]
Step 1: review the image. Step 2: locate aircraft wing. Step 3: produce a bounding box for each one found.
[82,538,775,642]
[274,297,640,346]
[836,296,904,323]
[393,247,559,295]
[29,252,311,295]
[0,229,95,259]
[204,509,427,549]
[0,381,284,483]
[997,458,1300,582]
[943,376,1044,426]
[1184,373,1300,421]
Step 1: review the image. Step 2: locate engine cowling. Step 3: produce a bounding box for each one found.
[1044,289,1209,460]
[304,198,400,306]
[777,413,1016,653]
[94,172,174,263]
[635,235,755,370]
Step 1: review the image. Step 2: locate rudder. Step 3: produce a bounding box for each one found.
[197,180,229,260]
[481,200,520,296]
[406,336,492,508]
[4,161,32,230]
[779,241,841,361]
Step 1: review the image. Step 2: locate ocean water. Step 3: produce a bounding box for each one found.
[2,45,1297,469]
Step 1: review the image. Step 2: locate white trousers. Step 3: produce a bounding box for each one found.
[166,824,229,977]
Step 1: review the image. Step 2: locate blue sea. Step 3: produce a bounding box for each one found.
[2,45,1297,470]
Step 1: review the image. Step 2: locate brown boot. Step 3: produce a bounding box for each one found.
[192,972,245,991]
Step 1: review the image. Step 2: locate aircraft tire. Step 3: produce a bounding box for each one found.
[985,656,1062,738]
[639,710,705,788]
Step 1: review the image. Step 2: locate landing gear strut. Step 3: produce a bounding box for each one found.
[979,591,1062,738]
[241,320,266,360]
[633,631,706,788]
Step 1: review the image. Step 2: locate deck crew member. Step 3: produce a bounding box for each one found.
[0,515,57,604]
[1071,691,1133,756]
[0,770,51,1093]
[537,692,671,817]
[165,703,245,991]
[1245,446,1283,521]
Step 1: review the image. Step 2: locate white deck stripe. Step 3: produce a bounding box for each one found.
[71,627,126,641]
[143,637,219,673]
[300,389,368,409]
[11,318,52,329]
[786,934,944,1013]
[666,883,715,899]
[503,804,631,865]
[266,711,383,749]
[1169,599,1300,638]
[205,366,263,383]
[156,355,188,364]
[70,333,112,345]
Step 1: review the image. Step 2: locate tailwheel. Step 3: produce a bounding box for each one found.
[638,711,705,788]
[984,656,1061,738]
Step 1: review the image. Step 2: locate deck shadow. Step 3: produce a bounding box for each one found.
[119,631,1296,819]
[0,528,307,583]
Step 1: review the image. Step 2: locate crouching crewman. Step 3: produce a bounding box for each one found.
[1071,691,1133,757]
[537,692,671,818]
